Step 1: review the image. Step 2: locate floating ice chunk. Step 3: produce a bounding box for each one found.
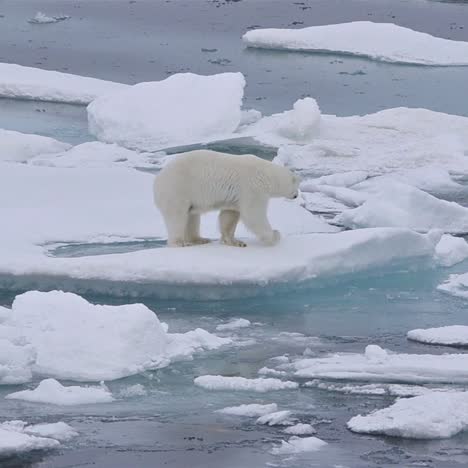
[216,403,278,417]
[30,141,162,169]
[0,421,60,455]
[243,22,468,66]
[88,72,246,151]
[0,63,127,104]
[348,391,468,439]
[408,326,468,347]
[283,423,316,435]
[118,384,147,398]
[239,109,262,127]
[194,376,299,392]
[28,12,70,24]
[256,410,294,426]
[24,422,78,442]
[258,367,287,377]
[335,181,468,234]
[0,338,36,385]
[6,378,114,405]
[434,235,468,267]
[216,318,251,331]
[242,98,321,146]
[438,273,468,299]
[0,129,70,163]
[294,345,468,383]
[276,108,468,175]
[270,436,327,455]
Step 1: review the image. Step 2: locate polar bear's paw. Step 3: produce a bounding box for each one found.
[188,237,211,246]
[222,237,247,248]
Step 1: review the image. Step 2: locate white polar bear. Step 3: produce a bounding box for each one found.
[153,150,300,247]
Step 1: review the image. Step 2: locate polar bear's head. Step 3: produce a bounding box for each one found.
[272,165,301,199]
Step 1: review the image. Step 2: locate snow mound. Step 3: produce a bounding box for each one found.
[216,403,278,417]
[243,21,468,66]
[194,376,298,392]
[28,12,70,24]
[271,436,327,455]
[294,345,468,383]
[256,410,293,426]
[6,378,114,405]
[408,326,468,347]
[216,318,251,331]
[335,181,468,234]
[438,273,468,299]
[283,423,316,435]
[276,108,468,176]
[0,129,70,163]
[87,72,245,151]
[435,235,468,267]
[348,391,468,439]
[0,63,127,104]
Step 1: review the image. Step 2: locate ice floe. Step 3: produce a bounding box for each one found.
[293,345,468,383]
[87,72,245,151]
[243,21,468,66]
[0,63,127,104]
[348,391,468,439]
[434,235,468,267]
[194,376,298,392]
[438,273,468,299]
[283,423,316,435]
[0,129,70,163]
[5,378,114,405]
[216,318,251,331]
[408,326,468,347]
[22,422,78,442]
[271,436,327,455]
[28,12,70,24]
[256,410,294,426]
[216,403,278,417]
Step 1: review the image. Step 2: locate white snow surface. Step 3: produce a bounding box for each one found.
[256,410,294,426]
[293,345,468,383]
[434,235,468,267]
[0,63,127,104]
[194,376,299,392]
[0,291,231,383]
[0,129,70,162]
[438,273,468,299]
[283,423,317,435]
[87,72,246,151]
[348,391,468,439]
[243,21,468,66]
[23,422,78,442]
[6,378,114,405]
[216,403,278,417]
[271,436,327,455]
[216,318,251,331]
[407,326,468,347]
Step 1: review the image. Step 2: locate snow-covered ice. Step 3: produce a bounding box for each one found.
[408,326,468,347]
[87,72,245,151]
[270,436,327,455]
[256,410,294,426]
[0,63,127,104]
[23,422,78,442]
[434,235,468,267]
[283,423,316,435]
[0,338,36,385]
[0,129,70,163]
[6,378,114,405]
[243,21,468,66]
[216,403,278,417]
[438,273,468,299]
[293,345,468,383]
[194,376,298,392]
[118,384,147,398]
[348,391,468,439]
[28,12,70,24]
[216,318,251,331]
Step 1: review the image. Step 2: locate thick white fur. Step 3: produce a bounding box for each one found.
[153,150,300,247]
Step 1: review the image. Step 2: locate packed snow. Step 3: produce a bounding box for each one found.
[438,273,468,299]
[216,403,278,417]
[28,12,70,24]
[216,318,251,331]
[408,326,468,347]
[434,235,468,267]
[0,291,231,383]
[0,129,70,163]
[348,391,468,439]
[87,72,246,151]
[283,423,317,435]
[6,378,114,405]
[270,436,327,455]
[194,376,299,392]
[293,345,468,383]
[0,63,127,104]
[256,410,294,426]
[243,21,468,66]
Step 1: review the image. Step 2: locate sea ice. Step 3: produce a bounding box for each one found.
[434,235,468,267]
[293,345,468,383]
[0,129,70,163]
[408,326,468,347]
[194,376,299,392]
[243,22,468,66]
[6,378,114,405]
[256,410,294,426]
[87,72,245,151]
[24,422,78,441]
[270,436,327,455]
[438,273,468,299]
[216,318,251,331]
[348,391,468,439]
[28,12,70,24]
[0,63,127,104]
[283,423,316,435]
[0,338,36,385]
[216,403,278,417]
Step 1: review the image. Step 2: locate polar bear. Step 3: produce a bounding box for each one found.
[153,150,300,247]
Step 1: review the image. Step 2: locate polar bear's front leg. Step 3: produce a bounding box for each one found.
[219,210,246,247]
[185,213,210,245]
[240,198,280,246]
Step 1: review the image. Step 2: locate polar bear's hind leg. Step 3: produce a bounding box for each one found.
[219,210,246,247]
